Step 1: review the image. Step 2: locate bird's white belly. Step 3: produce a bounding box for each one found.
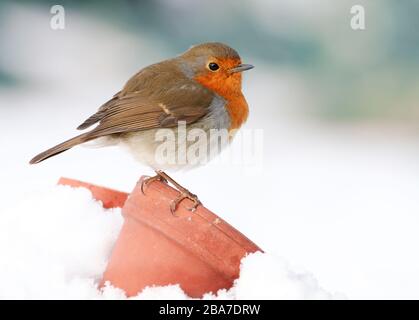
[122,120,232,171]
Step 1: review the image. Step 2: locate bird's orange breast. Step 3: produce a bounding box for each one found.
[224,95,249,131]
[195,71,249,131]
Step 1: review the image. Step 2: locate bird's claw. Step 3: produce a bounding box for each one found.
[142,170,202,215]
[170,191,202,215]
[141,174,168,195]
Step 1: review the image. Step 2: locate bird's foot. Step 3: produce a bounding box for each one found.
[153,170,202,215]
[141,172,168,194]
[170,190,202,215]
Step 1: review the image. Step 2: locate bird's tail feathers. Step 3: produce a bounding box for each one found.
[29,133,91,164]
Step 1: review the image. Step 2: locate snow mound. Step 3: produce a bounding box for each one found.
[0,186,334,299]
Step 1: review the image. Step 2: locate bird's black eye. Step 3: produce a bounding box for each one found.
[208,62,219,71]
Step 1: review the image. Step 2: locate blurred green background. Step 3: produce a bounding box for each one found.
[1,0,418,126]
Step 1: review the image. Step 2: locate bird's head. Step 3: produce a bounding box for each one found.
[178,42,254,98]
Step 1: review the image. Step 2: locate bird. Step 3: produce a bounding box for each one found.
[30,42,254,213]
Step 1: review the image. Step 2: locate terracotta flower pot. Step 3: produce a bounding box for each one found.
[101,177,262,298]
[58,176,262,298]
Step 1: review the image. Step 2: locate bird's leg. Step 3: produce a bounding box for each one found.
[155,170,202,214]
[141,171,168,194]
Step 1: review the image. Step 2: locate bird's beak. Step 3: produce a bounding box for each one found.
[229,64,254,74]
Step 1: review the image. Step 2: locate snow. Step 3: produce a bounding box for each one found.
[0,186,334,299]
[228,252,333,300]
[0,186,123,299]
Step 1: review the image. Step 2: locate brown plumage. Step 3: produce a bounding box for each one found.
[30,42,253,167]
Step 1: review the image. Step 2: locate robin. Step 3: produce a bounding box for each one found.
[30,42,254,213]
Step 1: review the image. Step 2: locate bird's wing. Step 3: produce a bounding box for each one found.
[79,79,216,140]
[30,63,219,165]
[76,91,121,130]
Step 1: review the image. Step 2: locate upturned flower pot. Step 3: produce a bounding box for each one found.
[102,177,262,297]
[59,176,262,298]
